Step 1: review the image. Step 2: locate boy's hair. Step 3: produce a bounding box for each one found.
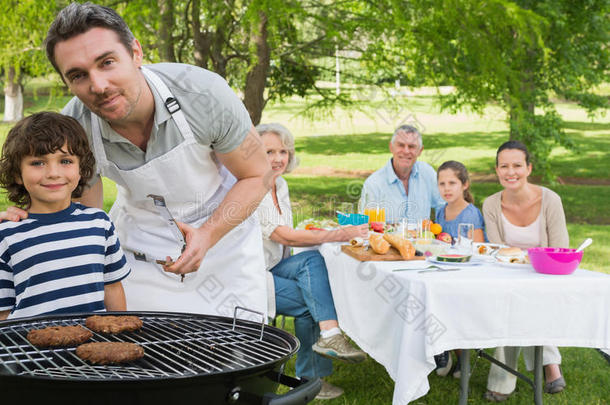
[45,2,135,76]
[0,112,95,208]
[437,160,474,204]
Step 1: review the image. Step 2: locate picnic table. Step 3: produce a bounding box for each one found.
[318,242,610,404]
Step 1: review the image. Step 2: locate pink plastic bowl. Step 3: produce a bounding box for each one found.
[528,247,583,275]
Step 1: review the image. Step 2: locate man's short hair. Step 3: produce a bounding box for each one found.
[391,125,422,149]
[0,112,96,208]
[45,2,135,75]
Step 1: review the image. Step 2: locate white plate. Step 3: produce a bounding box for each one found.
[473,242,507,256]
[494,260,533,270]
[428,256,485,266]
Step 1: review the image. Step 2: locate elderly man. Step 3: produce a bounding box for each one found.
[359,125,445,224]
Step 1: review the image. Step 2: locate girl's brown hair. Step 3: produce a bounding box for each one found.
[0,112,95,208]
[437,160,474,203]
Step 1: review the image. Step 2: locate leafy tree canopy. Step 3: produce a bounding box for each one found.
[388,0,610,177]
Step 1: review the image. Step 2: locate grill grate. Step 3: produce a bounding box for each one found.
[0,312,296,381]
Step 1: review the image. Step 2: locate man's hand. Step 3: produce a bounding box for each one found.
[0,206,28,222]
[162,221,210,275]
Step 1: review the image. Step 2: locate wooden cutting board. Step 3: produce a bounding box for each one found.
[341,245,425,262]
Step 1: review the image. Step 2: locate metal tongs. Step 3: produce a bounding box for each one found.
[148,194,187,282]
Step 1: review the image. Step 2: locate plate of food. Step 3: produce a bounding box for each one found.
[428,253,485,266]
[473,242,507,256]
[493,247,533,268]
[296,218,340,230]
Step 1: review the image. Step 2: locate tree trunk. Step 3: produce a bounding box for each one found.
[509,97,535,140]
[210,27,228,78]
[191,0,211,68]
[3,66,23,122]
[243,12,270,126]
[509,49,537,140]
[158,0,176,62]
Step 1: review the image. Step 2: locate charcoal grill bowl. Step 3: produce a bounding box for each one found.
[0,311,320,404]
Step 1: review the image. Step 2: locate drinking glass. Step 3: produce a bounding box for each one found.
[457,223,474,254]
[361,192,385,223]
[418,219,432,240]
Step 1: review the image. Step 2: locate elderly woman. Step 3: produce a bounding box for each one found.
[483,140,568,402]
[255,123,369,400]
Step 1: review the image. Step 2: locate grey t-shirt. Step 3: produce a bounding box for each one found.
[62,63,252,179]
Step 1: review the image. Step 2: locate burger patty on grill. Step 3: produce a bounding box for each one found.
[76,342,145,365]
[85,315,143,334]
[27,325,93,348]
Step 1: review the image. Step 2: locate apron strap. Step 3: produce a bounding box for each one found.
[141,66,195,142]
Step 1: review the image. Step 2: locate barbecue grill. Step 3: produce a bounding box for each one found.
[0,309,320,404]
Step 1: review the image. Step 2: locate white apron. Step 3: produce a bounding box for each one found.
[89,67,267,319]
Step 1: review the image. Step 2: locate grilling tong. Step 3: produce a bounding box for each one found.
[148,194,187,282]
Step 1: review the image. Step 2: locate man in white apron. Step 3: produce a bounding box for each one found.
[20,3,269,318]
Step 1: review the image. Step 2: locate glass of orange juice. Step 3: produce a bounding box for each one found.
[364,206,385,223]
[360,192,385,223]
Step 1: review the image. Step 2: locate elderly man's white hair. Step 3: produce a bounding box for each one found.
[391,125,423,149]
[256,123,300,173]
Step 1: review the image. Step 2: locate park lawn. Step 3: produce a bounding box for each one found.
[276,318,610,405]
[263,96,610,180]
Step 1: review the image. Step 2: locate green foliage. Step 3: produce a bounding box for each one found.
[0,0,57,85]
[390,0,610,180]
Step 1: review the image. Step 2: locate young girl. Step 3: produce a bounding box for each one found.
[436,160,486,243]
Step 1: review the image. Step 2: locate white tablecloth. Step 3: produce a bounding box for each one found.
[319,243,610,405]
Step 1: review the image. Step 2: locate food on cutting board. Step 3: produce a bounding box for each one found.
[436,254,471,263]
[85,315,143,334]
[27,325,93,348]
[496,247,529,264]
[350,237,364,247]
[383,234,416,260]
[76,342,145,365]
[369,233,391,254]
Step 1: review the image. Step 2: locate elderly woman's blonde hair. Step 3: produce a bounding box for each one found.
[256,123,300,173]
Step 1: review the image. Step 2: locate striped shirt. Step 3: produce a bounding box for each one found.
[0,203,130,319]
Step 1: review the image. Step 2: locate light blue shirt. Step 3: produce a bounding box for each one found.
[435,203,487,242]
[360,159,445,223]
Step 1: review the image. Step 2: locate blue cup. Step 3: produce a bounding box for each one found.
[337,213,369,226]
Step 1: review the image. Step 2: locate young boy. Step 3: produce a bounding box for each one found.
[0,112,130,320]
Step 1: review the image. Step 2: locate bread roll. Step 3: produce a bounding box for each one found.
[350,237,364,247]
[369,233,391,254]
[383,234,416,260]
[496,247,526,264]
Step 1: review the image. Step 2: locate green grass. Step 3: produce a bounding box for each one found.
[276,317,610,405]
[263,94,610,180]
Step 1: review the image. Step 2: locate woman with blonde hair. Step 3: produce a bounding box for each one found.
[255,123,369,400]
